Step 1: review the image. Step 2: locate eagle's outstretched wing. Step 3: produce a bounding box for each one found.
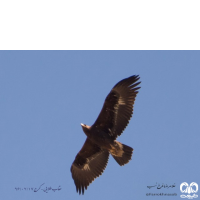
[71,138,109,194]
[92,75,141,139]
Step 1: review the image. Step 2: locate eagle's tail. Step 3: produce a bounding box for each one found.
[110,141,133,166]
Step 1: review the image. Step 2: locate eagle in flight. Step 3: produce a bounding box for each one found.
[70,75,141,194]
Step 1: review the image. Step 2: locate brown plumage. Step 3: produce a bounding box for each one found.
[70,75,141,194]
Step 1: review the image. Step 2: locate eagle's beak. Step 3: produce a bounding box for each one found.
[80,123,84,127]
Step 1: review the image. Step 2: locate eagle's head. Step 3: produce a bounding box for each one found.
[81,123,91,135]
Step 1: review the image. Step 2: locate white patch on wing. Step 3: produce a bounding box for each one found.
[111,95,125,136]
[112,104,119,135]
[118,96,126,105]
[82,154,99,171]
[83,163,90,171]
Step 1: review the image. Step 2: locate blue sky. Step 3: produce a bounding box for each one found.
[0,51,200,200]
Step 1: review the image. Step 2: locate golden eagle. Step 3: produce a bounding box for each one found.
[70,75,141,194]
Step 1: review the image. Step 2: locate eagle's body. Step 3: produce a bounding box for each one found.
[81,124,114,146]
[71,75,141,194]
